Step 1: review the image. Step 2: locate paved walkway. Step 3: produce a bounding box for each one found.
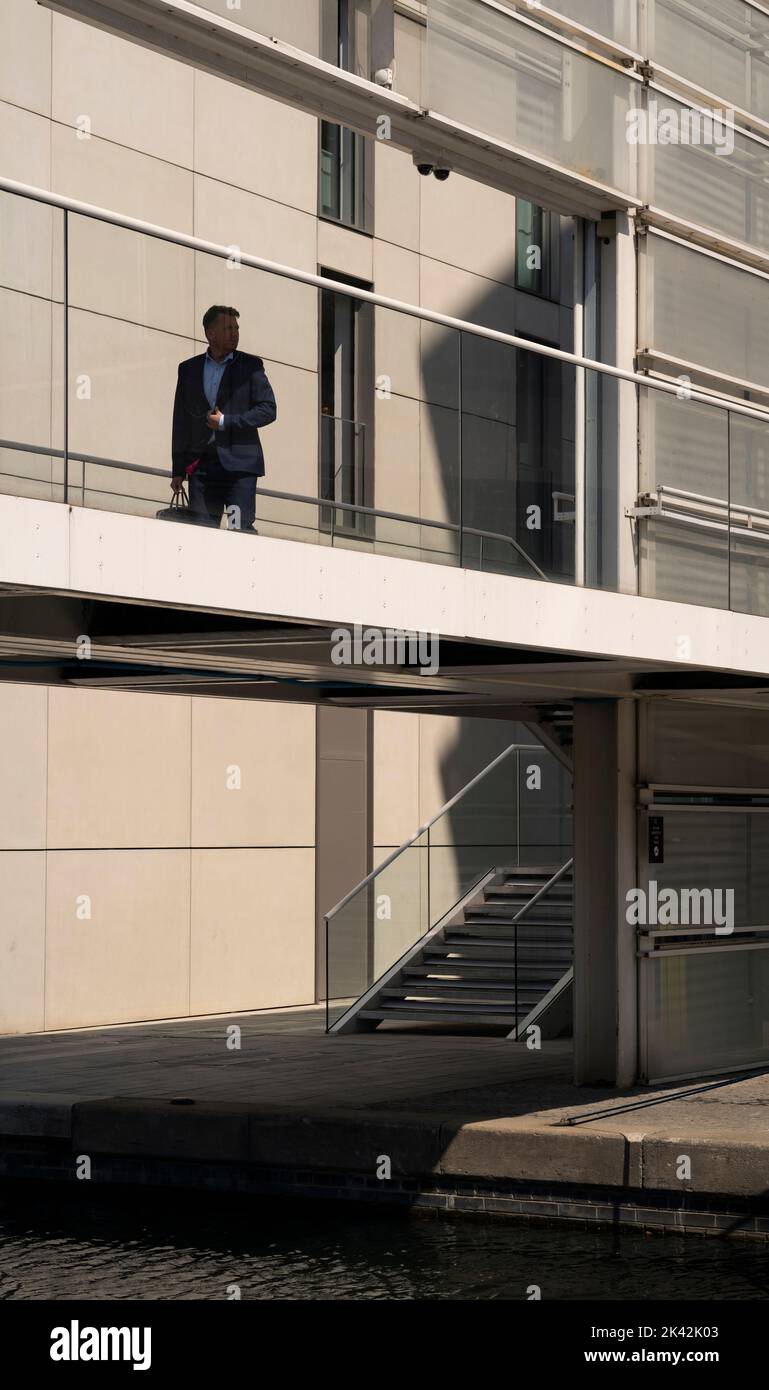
[2,1009,769,1231]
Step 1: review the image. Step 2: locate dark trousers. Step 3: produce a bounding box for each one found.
[188,448,258,531]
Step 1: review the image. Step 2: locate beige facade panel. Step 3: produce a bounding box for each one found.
[46,688,192,849]
[67,215,196,341]
[255,359,318,515]
[374,142,419,252]
[0,190,61,303]
[193,247,318,374]
[191,699,315,848]
[51,122,193,230]
[0,684,48,850]
[420,173,516,287]
[419,715,514,804]
[0,289,54,452]
[0,0,52,117]
[373,238,419,302]
[318,219,374,283]
[420,254,515,332]
[394,10,424,107]
[194,72,318,215]
[44,848,191,1028]
[0,102,51,187]
[372,393,421,552]
[372,840,427,977]
[51,13,194,169]
[418,319,460,412]
[373,242,421,397]
[373,709,420,847]
[189,847,315,1013]
[193,174,317,276]
[419,400,460,534]
[0,851,46,1034]
[65,308,194,475]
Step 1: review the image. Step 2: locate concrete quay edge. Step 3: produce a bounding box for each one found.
[1,1096,769,1200]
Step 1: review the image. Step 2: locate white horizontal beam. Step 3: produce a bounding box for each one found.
[4,493,769,681]
[37,0,636,218]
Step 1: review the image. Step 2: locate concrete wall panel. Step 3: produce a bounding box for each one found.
[191,699,315,848]
[189,847,315,1013]
[0,685,48,850]
[52,14,193,168]
[0,0,52,116]
[45,848,190,1028]
[194,72,318,214]
[0,852,46,1034]
[47,688,191,850]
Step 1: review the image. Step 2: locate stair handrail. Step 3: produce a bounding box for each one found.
[510,857,574,924]
[324,741,543,923]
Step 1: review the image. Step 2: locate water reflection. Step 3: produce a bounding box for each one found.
[1,1183,768,1301]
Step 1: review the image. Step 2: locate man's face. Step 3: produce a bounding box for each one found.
[207,313,240,357]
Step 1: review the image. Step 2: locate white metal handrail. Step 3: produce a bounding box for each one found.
[5,175,769,424]
[629,484,769,539]
[324,740,543,923]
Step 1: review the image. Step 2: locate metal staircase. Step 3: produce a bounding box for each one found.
[325,727,574,1038]
[331,860,573,1034]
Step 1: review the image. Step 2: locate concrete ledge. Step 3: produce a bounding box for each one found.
[72,1100,253,1162]
[3,1097,769,1213]
[642,1134,769,1197]
[0,1095,79,1139]
[438,1120,631,1187]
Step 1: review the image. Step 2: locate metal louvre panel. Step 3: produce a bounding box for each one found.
[729,413,769,616]
[641,518,728,608]
[425,0,636,192]
[644,391,728,496]
[730,533,769,616]
[650,811,748,921]
[654,0,750,111]
[648,234,769,388]
[647,949,769,1080]
[653,0,769,121]
[650,107,769,255]
[646,702,769,786]
[547,0,637,48]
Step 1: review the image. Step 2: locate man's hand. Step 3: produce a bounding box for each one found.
[207,409,223,429]
[171,476,186,494]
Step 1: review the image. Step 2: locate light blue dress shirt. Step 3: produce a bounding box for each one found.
[202,350,233,440]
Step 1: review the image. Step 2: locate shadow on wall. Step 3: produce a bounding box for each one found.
[434,717,573,928]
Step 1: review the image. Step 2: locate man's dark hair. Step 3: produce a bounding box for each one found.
[203,305,239,334]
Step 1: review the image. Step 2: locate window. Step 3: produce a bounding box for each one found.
[319,271,374,532]
[320,122,370,229]
[319,1,374,231]
[516,199,560,299]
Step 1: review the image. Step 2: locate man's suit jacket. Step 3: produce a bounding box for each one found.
[172,350,277,478]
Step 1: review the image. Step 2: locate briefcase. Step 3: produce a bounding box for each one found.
[156,486,198,524]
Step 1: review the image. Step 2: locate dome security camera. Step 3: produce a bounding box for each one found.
[416,162,434,176]
[433,167,451,181]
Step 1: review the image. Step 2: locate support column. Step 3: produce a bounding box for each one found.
[573,699,638,1086]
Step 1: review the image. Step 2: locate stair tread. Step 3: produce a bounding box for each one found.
[359,1004,522,1022]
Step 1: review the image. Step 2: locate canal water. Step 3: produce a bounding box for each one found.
[1,1183,769,1300]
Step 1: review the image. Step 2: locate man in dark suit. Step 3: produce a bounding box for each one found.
[171,305,277,530]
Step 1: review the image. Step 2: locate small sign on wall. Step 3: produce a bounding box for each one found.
[649,815,664,865]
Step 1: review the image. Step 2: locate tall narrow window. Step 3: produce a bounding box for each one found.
[516,199,560,299]
[319,271,374,532]
[319,0,373,232]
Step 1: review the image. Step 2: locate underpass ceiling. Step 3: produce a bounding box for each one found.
[1,587,768,714]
